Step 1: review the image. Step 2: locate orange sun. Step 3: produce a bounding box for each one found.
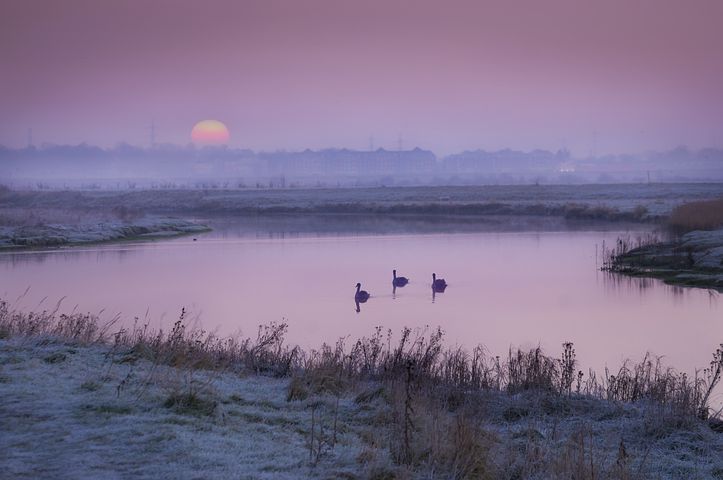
[191,119,230,145]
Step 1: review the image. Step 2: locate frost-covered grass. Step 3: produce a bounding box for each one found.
[0,215,209,249]
[0,339,369,479]
[602,228,723,290]
[1,339,722,479]
[1,302,722,478]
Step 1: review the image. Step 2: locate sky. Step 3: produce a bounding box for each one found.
[1,0,722,155]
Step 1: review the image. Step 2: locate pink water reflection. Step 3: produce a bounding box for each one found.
[1,230,720,393]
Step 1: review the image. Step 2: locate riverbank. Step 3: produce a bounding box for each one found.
[604,228,723,290]
[1,305,721,479]
[3,184,721,250]
[0,216,209,250]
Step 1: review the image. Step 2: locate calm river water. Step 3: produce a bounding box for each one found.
[1,222,720,394]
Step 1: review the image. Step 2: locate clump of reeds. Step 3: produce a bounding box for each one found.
[668,197,723,233]
[599,233,662,272]
[603,354,709,421]
[0,299,118,343]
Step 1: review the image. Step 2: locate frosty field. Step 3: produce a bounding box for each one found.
[1,333,722,479]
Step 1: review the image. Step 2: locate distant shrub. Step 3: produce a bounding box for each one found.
[112,205,142,222]
[561,203,651,222]
[631,204,648,219]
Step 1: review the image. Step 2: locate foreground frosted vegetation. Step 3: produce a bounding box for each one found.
[1,303,722,479]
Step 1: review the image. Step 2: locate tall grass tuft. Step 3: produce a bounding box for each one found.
[668,197,723,233]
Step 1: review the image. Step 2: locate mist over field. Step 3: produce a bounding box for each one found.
[2,143,723,189]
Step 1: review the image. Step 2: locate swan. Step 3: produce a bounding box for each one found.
[355,283,370,302]
[392,269,409,287]
[432,273,447,292]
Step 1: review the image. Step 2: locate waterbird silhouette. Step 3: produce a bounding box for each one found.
[355,283,370,302]
[392,269,409,287]
[432,273,447,292]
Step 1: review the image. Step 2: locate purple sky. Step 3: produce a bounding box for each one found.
[1,0,722,155]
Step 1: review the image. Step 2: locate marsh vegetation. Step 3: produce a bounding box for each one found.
[1,302,721,479]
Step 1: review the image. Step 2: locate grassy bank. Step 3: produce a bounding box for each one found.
[602,198,723,290]
[1,302,721,479]
[0,214,209,250]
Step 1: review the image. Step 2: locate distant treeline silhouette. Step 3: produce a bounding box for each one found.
[2,143,723,186]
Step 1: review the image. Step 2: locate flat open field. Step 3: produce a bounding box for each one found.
[2,183,721,219]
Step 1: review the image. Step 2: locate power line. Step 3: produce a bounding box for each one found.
[593,130,598,158]
[149,119,156,148]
